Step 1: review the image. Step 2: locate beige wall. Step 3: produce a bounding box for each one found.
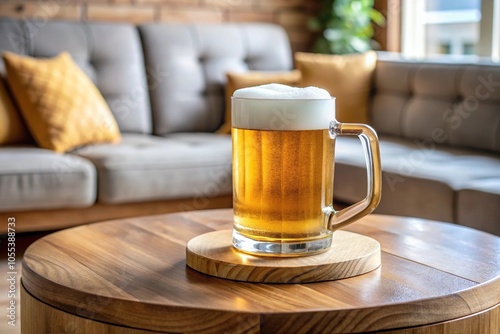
[0,0,319,54]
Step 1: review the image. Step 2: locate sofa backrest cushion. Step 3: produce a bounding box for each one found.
[0,18,151,134]
[139,23,293,134]
[371,53,500,153]
[454,65,500,152]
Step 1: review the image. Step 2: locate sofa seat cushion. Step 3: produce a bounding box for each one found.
[0,147,96,212]
[333,136,500,223]
[457,179,500,236]
[74,133,232,204]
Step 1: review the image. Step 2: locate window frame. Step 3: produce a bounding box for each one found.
[400,0,499,59]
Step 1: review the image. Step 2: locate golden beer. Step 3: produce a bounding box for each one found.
[232,128,334,242]
[230,84,381,256]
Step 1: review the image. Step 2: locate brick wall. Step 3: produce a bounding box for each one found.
[0,0,320,54]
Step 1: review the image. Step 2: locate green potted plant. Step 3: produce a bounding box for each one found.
[309,0,385,54]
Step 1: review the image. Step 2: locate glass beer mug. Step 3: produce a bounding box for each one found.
[231,84,382,256]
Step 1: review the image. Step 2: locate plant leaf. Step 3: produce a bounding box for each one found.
[309,0,384,54]
[369,9,386,26]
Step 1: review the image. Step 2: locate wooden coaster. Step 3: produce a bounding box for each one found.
[186,230,381,283]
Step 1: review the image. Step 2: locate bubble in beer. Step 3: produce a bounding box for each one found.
[233,83,331,100]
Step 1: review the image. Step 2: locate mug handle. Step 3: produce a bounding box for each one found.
[327,120,382,231]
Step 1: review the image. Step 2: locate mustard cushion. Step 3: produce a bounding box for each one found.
[294,51,377,123]
[217,70,301,134]
[3,52,121,153]
[0,76,31,145]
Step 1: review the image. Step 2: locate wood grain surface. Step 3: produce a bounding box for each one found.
[186,229,381,283]
[21,210,500,333]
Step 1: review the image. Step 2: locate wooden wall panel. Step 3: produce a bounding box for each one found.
[0,0,321,54]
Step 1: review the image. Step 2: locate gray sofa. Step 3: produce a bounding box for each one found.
[335,53,500,236]
[0,18,499,236]
[0,18,292,232]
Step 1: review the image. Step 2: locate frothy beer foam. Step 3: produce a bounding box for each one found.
[232,84,335,130]
[233,83,331,99]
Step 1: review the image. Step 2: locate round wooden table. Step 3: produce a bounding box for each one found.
[21,210,500,333]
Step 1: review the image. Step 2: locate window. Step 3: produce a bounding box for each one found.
[402,0,499,59]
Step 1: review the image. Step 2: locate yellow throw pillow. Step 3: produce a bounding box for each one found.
[3,52,121,153]
[0,76,31,145]
[217,70,301,134]
[295,51,377,124]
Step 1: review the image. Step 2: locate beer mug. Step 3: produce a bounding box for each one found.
[231,84,382,256]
